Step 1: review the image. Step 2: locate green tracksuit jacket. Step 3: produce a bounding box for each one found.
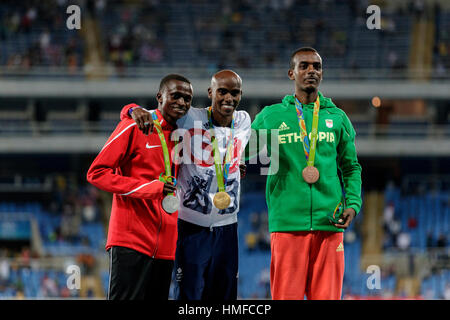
[247,92,362,233]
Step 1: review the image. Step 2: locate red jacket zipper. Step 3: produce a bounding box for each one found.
[152,205,163,258]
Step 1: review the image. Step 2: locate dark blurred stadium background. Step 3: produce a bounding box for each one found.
[0,0,449,300]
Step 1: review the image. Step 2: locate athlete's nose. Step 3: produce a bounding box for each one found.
[223,93,234,105]
[176,96,187,107]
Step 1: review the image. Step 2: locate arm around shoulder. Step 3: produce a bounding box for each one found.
[86,120,165,199]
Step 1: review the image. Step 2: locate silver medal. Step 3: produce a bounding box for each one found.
[162,194,179,214]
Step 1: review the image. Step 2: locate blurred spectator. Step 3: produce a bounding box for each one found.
[344,229,357,244]
[396,232,411,251]
[139,42,164,64]
[380,16,397,35]
[258,267,271,299]
[445,284,450,300]
[77,253,96,275]
[60,201,82,244]
[19,247,31,267]
[40,273,59,297]
[82,204,96,223]
[412,0,425,18]
[0,0,84,70]
[250,211,260,230]
[0,0,420,75]
[383,202,395,230]
[407,216,417,229]
[81,185,101,223]
[389,220,401,247]
[0,251,10,282]
[426,232,434,248]
[257,228,270,251]
[245,232,258,252]
[436,234,447,248]
[433,59,446,79]
[388,51,399,70]
[383,201,401,249]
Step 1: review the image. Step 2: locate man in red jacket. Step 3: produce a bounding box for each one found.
[87,74,193,300]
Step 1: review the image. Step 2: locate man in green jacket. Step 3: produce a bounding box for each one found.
[248,47,362,300]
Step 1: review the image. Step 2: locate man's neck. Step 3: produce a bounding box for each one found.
[211,108,232,127]
[158,108,177,126]
[295,89,318,105]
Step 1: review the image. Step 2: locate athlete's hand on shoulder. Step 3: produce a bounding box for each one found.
[131,107,153,135]
[333,208,356,229]
[163,181,176,195]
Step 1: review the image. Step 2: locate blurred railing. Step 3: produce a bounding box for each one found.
[355,124,450,139]
[0,121,447,138]
[0,66,447,81]
[0,121,449,155]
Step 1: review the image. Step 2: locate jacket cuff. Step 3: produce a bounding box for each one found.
[128,104,142,115]
[346,204,361,216]
[120,103,141,120]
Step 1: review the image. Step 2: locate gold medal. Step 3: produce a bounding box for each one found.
[213,191,231,210]
[302,166,320,184]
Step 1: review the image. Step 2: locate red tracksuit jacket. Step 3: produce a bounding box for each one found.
[87,108,178,260]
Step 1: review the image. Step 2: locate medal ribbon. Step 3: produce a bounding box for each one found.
[327,202,343,224]
[207,107,235,193]
[294,96,320,167]
[151,112,176,195]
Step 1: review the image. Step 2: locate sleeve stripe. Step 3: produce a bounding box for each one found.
[100,123,137,152]
[119,180,159,196]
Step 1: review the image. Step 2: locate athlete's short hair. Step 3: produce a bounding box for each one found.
[289,47,319,69]
[159,74,191,92]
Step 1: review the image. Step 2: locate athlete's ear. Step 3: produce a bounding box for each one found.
[156,91,163,104]
[288,69,295,81]
[207,87,212,99]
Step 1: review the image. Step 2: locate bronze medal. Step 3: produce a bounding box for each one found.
[302,166,320,184]
[213,191,231,210]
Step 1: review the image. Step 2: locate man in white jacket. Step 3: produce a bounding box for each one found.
[120,70,251,300]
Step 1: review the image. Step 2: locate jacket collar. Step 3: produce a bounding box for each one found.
[154,109,176,130]
[282,91,336,109]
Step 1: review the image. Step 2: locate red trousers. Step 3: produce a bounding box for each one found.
[270,231,345,300]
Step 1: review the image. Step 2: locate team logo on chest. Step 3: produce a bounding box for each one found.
[278,122,290,131]
[325,119,333,128]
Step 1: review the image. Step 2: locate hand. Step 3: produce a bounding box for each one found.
[163,181,176,195]
[333,208,356,229]
[131,107,153,135]
[239,164,247,179]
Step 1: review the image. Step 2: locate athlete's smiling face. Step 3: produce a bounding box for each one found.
[288,51,323,93]
[208,71,242,119]
[157,79,193,125]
